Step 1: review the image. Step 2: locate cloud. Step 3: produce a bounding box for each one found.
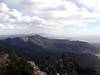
[0,3,9,12]
[0,0,100,42]
[0,3,46,30]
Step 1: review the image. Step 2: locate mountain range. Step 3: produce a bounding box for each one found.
[0,35,100,74]
[0,35,99,58]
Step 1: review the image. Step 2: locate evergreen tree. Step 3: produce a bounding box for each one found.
[6,54,33,75]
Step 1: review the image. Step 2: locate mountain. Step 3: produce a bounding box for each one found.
[93,44,100,50]
[0,47,97,75]
[0,35,100,74]
[0,35,99,62]
[21,35,100,53]
[0,35,99,59]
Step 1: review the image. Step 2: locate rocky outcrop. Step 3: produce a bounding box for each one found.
[0,52,9,75]
[28,61,47,75]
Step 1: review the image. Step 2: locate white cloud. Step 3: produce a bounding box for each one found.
[0,3,46,30]
[0,3,9,12]
[0,0,100,42]
[79,0,100,12]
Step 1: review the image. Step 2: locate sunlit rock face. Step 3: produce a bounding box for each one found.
[34,71,47,75]
[28,61,47,75]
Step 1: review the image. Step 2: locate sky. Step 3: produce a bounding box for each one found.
[0,0,100,43]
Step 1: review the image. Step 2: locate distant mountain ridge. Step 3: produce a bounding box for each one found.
[21,35,99,54]
[0,35,99,55]
[93,44,100,50]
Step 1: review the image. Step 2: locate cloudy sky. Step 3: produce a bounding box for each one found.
[0,0,100,43]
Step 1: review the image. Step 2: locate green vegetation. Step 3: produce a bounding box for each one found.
[0,50,33,75]
[6,54,33,75]
[42,53,96,75]
[0,48,97,75]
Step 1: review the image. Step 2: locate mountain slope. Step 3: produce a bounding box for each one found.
[93,44,100,50]
[22,35,99,53]
[0,35,99,55]
[0,35,100,74]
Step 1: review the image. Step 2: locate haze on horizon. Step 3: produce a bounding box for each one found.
[0,0,100,43]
